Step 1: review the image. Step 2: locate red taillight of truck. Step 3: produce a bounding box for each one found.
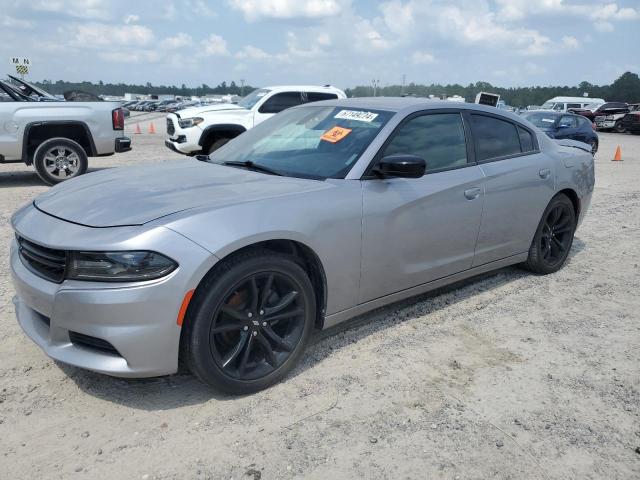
[112,108,125,130]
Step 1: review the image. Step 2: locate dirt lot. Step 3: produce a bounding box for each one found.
[1,113,638,479]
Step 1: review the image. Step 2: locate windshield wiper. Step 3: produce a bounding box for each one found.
[222,160,283,176]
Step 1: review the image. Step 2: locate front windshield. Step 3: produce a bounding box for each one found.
[237,88,271,110]
[584,103,599,111]
[521,112,558,128]
[541,102,555,110]
[208,105,394,179]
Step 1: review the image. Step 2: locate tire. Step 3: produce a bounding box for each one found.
[183,249,316,394]
[33,137,88,185]
[614,121,625,134]
[207,137,230,154]
[524,194,576,275]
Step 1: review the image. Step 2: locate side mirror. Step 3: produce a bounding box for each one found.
[374,154,426,178]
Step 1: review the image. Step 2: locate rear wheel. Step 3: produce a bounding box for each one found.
[33,137,88,185]
[614,121,625,133]
[524,194,576,274]
[184,250,316,394]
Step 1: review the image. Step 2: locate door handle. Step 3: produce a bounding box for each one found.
[539,168,551,179]
[464,187,482,200]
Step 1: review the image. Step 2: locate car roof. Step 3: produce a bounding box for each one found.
[301,96,530,121]
[262,85,345,93]
[546,97,605,103]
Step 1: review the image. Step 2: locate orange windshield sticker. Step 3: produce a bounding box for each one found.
[321,126,352,143]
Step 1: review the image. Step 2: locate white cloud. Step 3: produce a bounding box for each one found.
[29,0,112,20]
[67,23,155,48]
[228,0,343,21]
[317,33,331,46]
[200,34,229,56]
[161,33,193,49]
[0,15,34,29]
[594,20,614,32]
[123,14,139,24]
[353,19,392,51]
[561,35,580,49]
[411,51,435,65]
[235,45,272,60]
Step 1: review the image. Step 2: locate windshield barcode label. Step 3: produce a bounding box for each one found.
[334,110,379,122]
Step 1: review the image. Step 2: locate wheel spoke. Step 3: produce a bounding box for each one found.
[249,277,259,312]
[221,331,249,368]
[263,325,293,352]
[554,225,572,235]
[238,334,254,376]
[210,323,243,334]
[256,333,277,367]
[265,308,304,324]
[259,274,274,309]
[264,291,298,316]
[551,236,566,252]
[542,241,551,260]
[221,305,247,321]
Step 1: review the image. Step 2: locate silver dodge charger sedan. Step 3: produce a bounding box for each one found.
[11,98,594,393]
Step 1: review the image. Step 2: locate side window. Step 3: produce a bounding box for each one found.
[577,117,591,128]
[259,92,303,114]
[306,92,338,103]
[382,113,468,173]
[517,126,534,152]
[567,103,582,109]
[470,114,521,161]
[559,115,577,128]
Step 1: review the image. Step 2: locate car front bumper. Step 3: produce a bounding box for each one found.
[165,114,203,155]
[595,121,615,129]
[10,207,217,378]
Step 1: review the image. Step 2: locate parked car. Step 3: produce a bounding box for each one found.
[11,98,594,393]
[540,96,605,113]
[0,76,131,184]
[568,102,628,122]
[520,111,598,154]
[621,104,640,134]
[165,85,346,155]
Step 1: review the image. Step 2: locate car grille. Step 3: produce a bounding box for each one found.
[167,118,175,135]
[17,236,67,283]
[69,331,121,356]
[594,115,605,122]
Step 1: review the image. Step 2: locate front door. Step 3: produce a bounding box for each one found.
[360,111,485,303]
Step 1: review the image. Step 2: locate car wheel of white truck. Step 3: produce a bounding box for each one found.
[33,137,88,185]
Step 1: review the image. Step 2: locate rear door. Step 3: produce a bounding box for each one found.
[468,112,555,266]
[359,110,485,302]
[253,91,304,126]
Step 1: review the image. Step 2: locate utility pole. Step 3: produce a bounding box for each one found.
[240,79,245,97]
[401,74,406,96]
[372,78,380,97]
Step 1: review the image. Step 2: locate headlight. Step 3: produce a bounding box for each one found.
[67,251,177,282]
[178,117,204,128]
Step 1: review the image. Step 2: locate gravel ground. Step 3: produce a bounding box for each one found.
[1,113,639,479]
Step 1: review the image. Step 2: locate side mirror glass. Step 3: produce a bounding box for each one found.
[374,154,426,178]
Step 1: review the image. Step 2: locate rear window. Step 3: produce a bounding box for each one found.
[518,127,534,152]
[306,92,339,102]
[470,114,521,161]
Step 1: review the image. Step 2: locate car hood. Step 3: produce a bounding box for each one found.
[177,103,247,117]
[33,160,331,227]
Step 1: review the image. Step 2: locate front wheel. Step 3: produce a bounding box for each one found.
[524,194,576,275]
[614,121,626,134]
[184,250,316,394]
[207,137,230,154]
[33,137,88,185]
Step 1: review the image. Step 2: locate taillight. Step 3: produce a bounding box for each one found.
[112,108,124,130]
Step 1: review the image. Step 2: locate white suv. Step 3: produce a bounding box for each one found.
[165,85,346,155]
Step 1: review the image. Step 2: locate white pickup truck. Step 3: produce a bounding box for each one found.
[165,85,346,155]
[0,76,131,184]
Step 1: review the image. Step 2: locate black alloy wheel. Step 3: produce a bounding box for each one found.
[184,250,316,394]
[210,272,306,380]
[524,194,576,274]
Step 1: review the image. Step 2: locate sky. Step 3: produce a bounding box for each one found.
[0,0,639,89]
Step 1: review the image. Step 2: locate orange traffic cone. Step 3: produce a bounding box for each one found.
[148,122,156,134]
[134,123,141,134]
[612,145,622,162]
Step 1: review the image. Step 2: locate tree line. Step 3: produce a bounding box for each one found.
[345,72,640,107]
[33,79,256,97]
[29,72,640,107]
